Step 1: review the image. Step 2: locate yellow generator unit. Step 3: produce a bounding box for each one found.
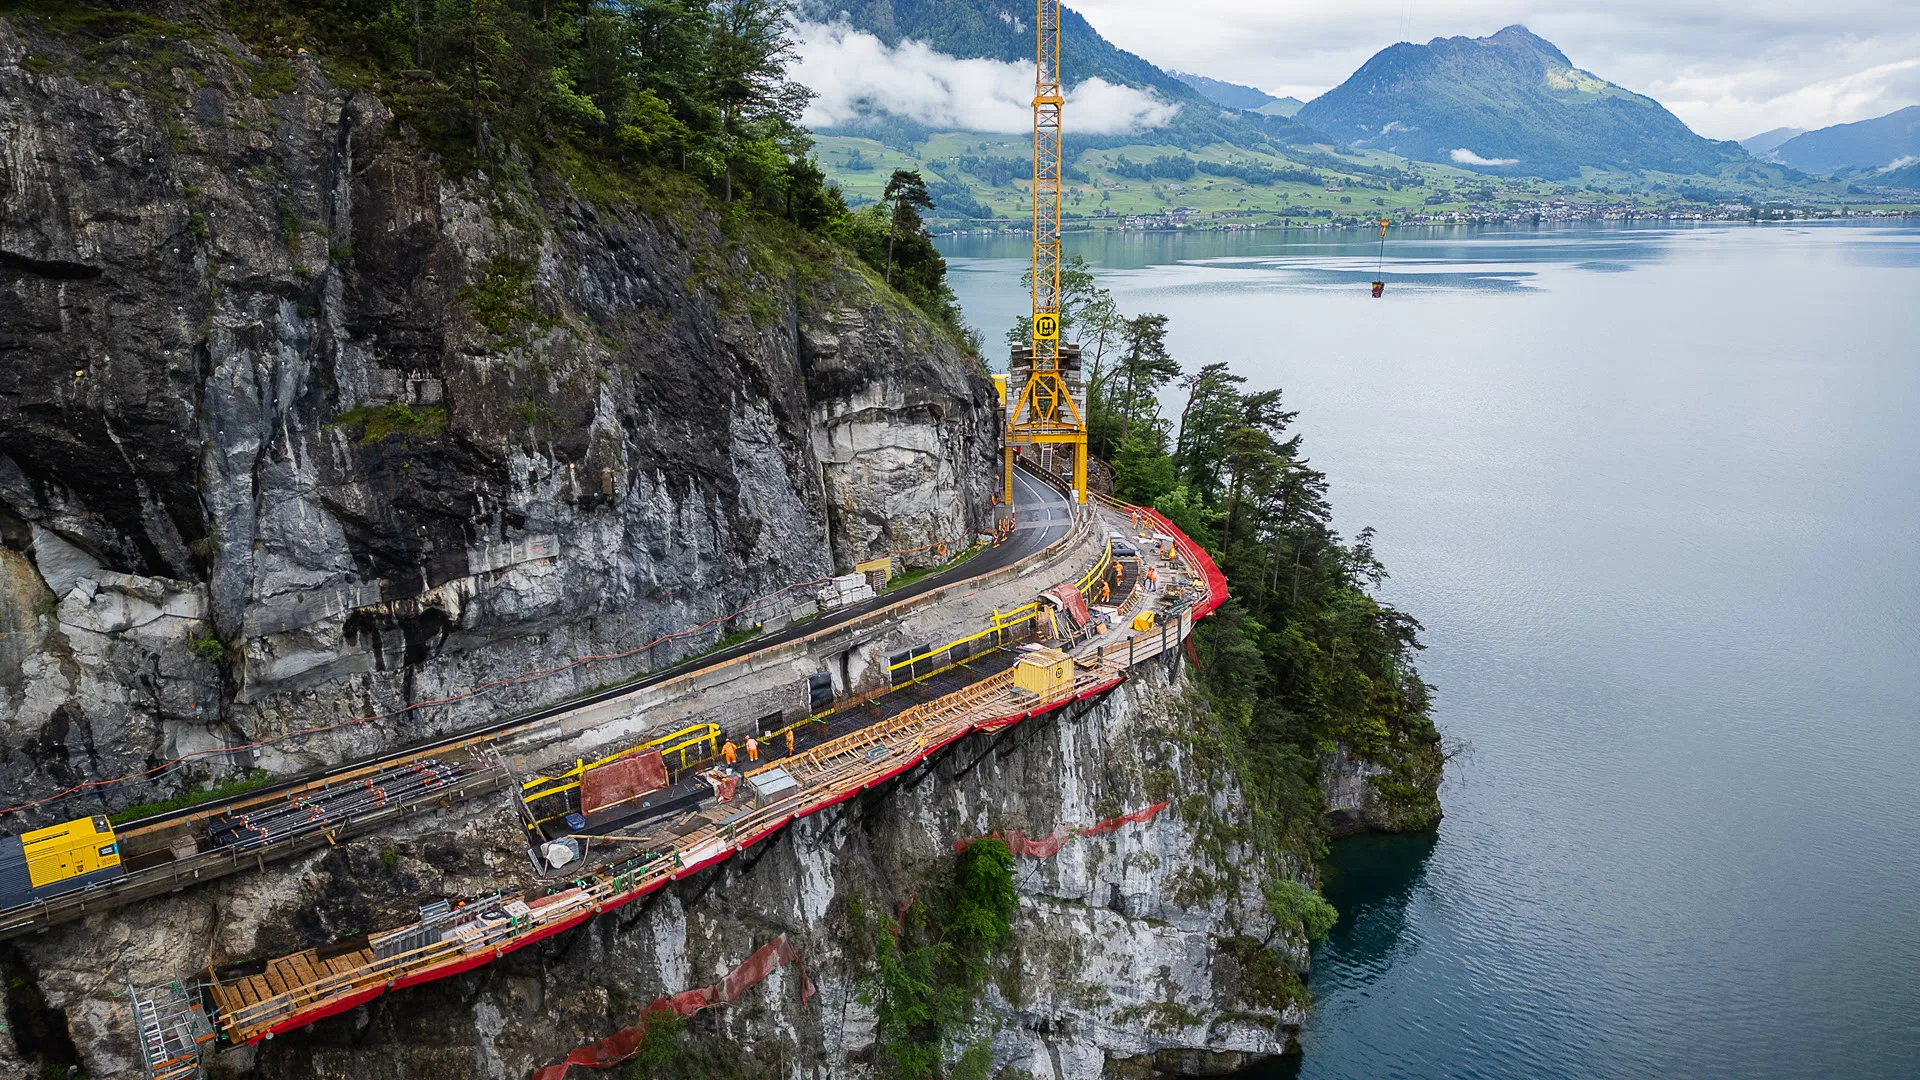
[1132,610,1156,632]
[0,815,125,910]
[1012,647,1072,700]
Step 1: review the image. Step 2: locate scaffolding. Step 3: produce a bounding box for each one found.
[131,974,214,1080]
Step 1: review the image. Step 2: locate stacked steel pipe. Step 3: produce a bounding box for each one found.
[207,760,465,852]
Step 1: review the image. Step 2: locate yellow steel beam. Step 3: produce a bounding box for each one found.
[1032,0,1063,370]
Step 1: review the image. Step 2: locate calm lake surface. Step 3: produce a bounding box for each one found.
[938,223,1920,1080]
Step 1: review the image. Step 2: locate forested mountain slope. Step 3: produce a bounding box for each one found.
[1771,106,1920,174]
[795,0,1326,151]
[1296,25,1745,179]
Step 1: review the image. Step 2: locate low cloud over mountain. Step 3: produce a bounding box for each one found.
[792,20,1179,136]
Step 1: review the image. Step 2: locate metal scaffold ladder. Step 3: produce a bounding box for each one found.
[131,975,214,1080]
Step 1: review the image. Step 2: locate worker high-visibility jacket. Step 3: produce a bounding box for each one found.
[722,742,738,764]
[745,738,759,760]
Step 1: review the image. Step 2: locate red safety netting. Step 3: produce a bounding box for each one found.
[580,751,668,815]
[954,801,1170,859]
[530,934,813,1080]
[1135,508,1228,618]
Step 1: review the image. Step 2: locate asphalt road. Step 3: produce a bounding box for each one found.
[114,470,1074,833]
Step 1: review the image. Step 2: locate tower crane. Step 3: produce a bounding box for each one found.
[1003,0,1088,506]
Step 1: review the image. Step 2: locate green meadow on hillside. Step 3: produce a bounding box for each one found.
[816,133,1901,228]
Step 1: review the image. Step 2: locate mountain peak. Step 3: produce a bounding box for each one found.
[1482,24,1567,63]
[1170,70,1278,112]
[1297,27,1738,179]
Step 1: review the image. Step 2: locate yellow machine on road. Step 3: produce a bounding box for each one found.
[0,815,125,910]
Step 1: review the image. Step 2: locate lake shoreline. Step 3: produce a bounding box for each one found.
[938,205,1920,236]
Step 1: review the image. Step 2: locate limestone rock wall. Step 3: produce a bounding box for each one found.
[1319,738,1447,837]
[0,13,998,818]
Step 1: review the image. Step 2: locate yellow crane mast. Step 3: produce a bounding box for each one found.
[1003,0,1088,506]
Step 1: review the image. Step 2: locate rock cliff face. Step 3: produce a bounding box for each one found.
[1319,738,1445,837]
[4,654,1311,1080]
[0,12,998,816]
[0,12,1439,1079]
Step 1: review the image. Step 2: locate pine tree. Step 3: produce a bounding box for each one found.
[882,170,934,284]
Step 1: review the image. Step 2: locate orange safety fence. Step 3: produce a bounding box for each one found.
[530,933,813,1080]
[1132,508,1227,618]
[954,801,1170,859]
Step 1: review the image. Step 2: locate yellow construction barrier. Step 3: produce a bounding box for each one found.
[885,600,1040,680]
[1073,537,1114,597]
[521,722,721,807]
[885,535,1114,684]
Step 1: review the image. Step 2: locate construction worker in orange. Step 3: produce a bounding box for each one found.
[745,736,760,762]
[1146,566,1158,592]
[722,740,738,765]
[785,728,795,755]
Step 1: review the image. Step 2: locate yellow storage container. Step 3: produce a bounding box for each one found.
[1131,610,1156,632]
[1012,648,1072,699]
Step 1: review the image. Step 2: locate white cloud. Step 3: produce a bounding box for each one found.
[1064,1,1920,139]
[791,21,1180,135]
[1883,155,1920,172]
[1646,51,1920,137]
[1450,148,1521,166]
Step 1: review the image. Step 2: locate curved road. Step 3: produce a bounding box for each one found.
[114,470,1072,833]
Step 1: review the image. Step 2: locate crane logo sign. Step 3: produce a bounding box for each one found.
[1033,312,1060,340]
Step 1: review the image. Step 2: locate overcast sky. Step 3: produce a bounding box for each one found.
[1068,0,1920,140]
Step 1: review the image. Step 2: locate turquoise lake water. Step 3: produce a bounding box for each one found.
[938,223,1920,1079]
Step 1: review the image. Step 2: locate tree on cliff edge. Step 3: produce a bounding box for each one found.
[882,169,935,285]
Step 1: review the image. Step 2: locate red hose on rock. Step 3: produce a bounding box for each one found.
[530,934,812,1080]
[953,801,1170,859]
